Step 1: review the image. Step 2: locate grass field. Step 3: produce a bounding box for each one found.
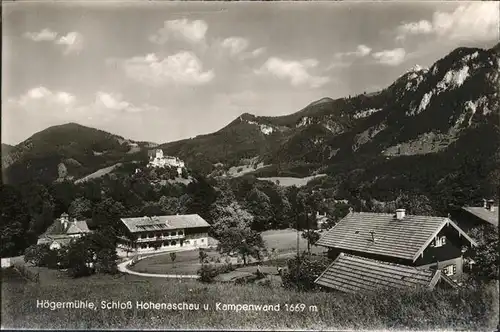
[2,268,498,330]
[257,174,326,187]
[130,229,325,275]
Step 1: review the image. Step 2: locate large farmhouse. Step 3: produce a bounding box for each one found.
[314,209,477,293]
[37,213,91,250]
[118,214,210,253]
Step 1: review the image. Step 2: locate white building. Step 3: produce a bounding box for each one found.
[37,213,91,250]
[148,149,185,176]
[118,214,210,253]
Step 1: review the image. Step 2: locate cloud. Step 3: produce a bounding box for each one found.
[7,87,158,119]
[23,28,57,42]
[220,37,250,56]
[396,3,499,42]
[256,57,330,88]
[329,44,372,69]
[24,29,83,55]
[120,51,214,86]
[396,20,433,40]
[335,44,372,59]
[4,87,161,143]
[372,48,406,66]
[214,37,266,60]
[55,32,84,55]
[94,92,158,113]
[149,19,208,45]
[250,48,266,58]
[15,87,76,107]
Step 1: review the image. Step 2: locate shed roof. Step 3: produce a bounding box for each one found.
[314,253,440,293]
[316,212,476,262]
[461,207,498,227]
[121,214,210,233]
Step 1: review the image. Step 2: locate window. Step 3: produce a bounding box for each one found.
[178,230,184,236]
[201,239,205,243]
[442,264,456,276]
[434,236,447,247]
[172,241,177,246]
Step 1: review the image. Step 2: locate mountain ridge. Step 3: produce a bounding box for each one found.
[3,43,499,203]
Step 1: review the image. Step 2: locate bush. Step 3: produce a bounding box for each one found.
[24,244,51,267]
[11,264,40,283]
[197,263,218,283]
[282,253,331,291]
[24,244,61,268]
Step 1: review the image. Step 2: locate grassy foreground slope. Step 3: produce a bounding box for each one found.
[2,272,498,330]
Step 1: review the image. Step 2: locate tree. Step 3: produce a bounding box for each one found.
[301,230,320,253]
[186,174,217,221]
[217,226,265,266]
[199,248,208,264]
[159,195,180,215]
[170,252,177,267]
[1,185,32,256]
[68,197,92,220]
[91,197,126,232]
[87,230,119,274]
[24,243,51,266]
[211,201,254,234]
[63,237,95,278]
[395,193,435,216]
[245,188,273,231]
[467,225,499,282]
[61,229,118,277]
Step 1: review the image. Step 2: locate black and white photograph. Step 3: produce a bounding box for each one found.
[1,1,499,330]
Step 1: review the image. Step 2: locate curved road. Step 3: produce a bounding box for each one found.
[117,249,297,279]
[117,257,200,279]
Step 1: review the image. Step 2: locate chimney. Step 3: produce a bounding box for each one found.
[369,231,377,243]
[60,213,69,229]
[486,199,495,212]
[395,209,406,220]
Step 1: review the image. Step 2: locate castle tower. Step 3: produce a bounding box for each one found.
[155,149,164,159]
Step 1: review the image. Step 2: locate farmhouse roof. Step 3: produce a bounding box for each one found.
[314,253,441,293]
[316,212,476,262]
[121,214,210,233]
[40,217,90,238]
[461,206,498,227]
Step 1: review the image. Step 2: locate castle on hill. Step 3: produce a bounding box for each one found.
[148,149,185,176]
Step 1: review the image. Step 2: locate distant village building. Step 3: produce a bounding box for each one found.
[314,209,477,293]
[37,213,91,250]
[147,149,185,176]
[315,211,330,229]
[451,199,498,231]
[118,214,210,253]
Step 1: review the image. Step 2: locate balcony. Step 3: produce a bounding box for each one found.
[136,233,185,243]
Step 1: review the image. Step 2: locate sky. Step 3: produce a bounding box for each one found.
[2,1,499,145]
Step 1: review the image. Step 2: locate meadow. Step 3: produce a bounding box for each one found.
[2,268,498,330]
[130,229,325,275]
